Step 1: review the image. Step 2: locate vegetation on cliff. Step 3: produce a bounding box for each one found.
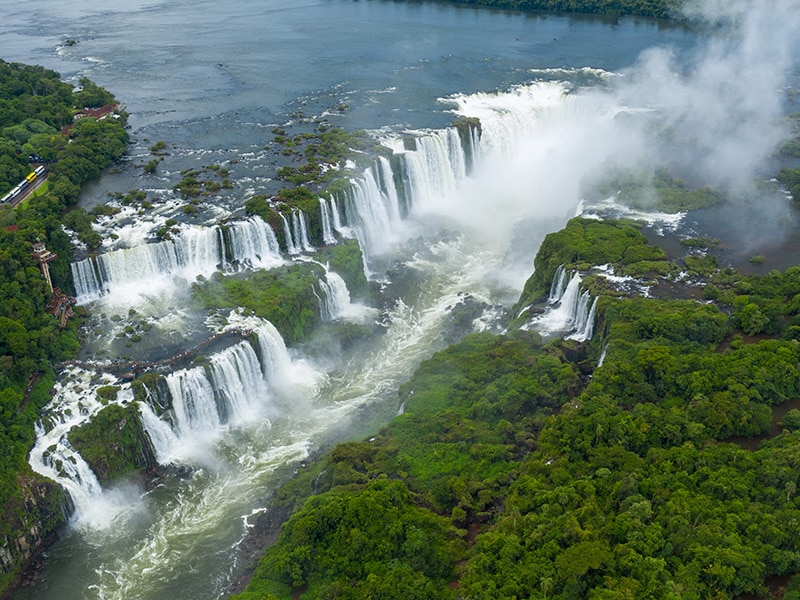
[234,217,800,599]
[192,264,326,345]
[0,59,128,591]
[67,403,158,485]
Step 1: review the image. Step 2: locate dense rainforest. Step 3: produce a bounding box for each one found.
[233,218,800,600]
[0,59,128,591]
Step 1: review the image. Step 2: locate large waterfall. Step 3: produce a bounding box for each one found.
[331,127,479,263]
[225,217,284,271]
[71,217,284,302]
[36,72,640,599]
[30,319,322,520]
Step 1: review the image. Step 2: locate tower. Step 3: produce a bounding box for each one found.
[31,240,57,294]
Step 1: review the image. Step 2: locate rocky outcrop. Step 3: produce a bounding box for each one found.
[0,472,71,597]
[68,403,158,486]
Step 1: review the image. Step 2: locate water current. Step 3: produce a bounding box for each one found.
[4,0,797,598]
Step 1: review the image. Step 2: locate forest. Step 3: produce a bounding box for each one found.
[0,59,128,590]
[233,218,800,600]
[0,0,798,593]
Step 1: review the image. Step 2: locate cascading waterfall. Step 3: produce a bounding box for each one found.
[281,213,300,255]
[530,269,597,340]
[388,130,462,212]
[548,265,568,303]
[28,375,143,528]
[71,225,224,302]
[71,217,285,302]
[329,196,344,232]
[567,294,598,342]
[319,197,337,245]
[162,342,270,448]
[225,216,283,270]
[332,126,476,261]
[335,162,403,260]
[139,319,318,463]
[317,269,352,321]
[292,209,314,252]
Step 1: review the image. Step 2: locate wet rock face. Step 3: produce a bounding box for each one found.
[0,475,70,596]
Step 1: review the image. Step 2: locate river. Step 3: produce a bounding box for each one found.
[3,0,798,598]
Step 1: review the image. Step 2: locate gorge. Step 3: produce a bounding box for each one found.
[2,0,800,598]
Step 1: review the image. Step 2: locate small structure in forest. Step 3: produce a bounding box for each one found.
[32,240,77,328]
[45,289,77,328]
[31,239,57,293]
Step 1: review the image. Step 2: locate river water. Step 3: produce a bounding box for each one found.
[4,1,798,598]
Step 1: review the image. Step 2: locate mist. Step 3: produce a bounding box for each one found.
[613,0,800,190]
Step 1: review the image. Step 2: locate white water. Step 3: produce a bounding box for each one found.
[292,209,314,252]
[319,197,337,245]
[568,294,598,342]
[317,266,374,322]
[71,217,285,302]
[225,217,284,270]
[29,371,147,531]
[141,319,320,465]
[333,160,406,262]
[317,270,350,321]
[280,213,299,255]
[528,269,598,340]
[548,265,568,303]
[34,77,644,598]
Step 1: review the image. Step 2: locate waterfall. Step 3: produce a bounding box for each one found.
[28,375,144,528]
[153,342,270,459]
[597,343,608,368]
[332,126,474,261]
[529,270,597,341]
[548,265,568,303]
[292,209,314,252]
[139,319,319,462]
[317,269,352,321]
[568,295,598,342]
[391,130,461,211]
[71,219,285,303]
[33,422,106,520]
[319,197,337,245]
[466,123,482,171]
[546,271,582,328]
[71,225,223,302]
[281,214,300,255]
[330,195,344,232]
[225,216,283,270]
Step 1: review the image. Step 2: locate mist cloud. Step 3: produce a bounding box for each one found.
[614,0,800,189]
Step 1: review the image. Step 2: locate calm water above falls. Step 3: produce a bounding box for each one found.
[6,1,793,598]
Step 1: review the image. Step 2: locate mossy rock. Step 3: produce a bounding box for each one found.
[68,403,157,485]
